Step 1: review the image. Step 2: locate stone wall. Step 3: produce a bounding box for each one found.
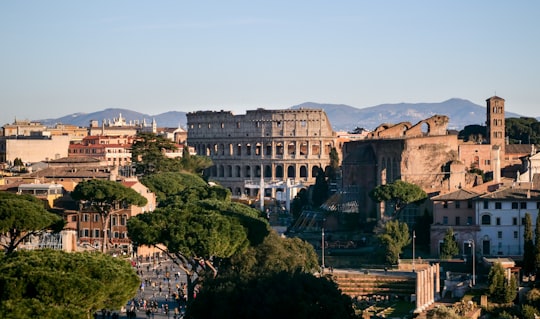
[187,108,338,197]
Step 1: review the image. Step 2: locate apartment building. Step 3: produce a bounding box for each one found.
[68,135,134,167]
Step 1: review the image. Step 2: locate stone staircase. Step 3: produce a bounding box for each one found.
[329,270,416,298]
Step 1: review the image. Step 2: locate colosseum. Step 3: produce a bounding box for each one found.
[187,108,338,199]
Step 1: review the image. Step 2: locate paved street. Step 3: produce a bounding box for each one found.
[96,256,189,319]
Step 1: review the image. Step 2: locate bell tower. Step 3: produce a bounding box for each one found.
[486,96,505,156]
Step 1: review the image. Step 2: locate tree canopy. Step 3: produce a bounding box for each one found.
[0,192,65,255]
[222,231,319,280]
[140,171,210,203]
[506,117,540,145]
[376,219,411,265]
[488,262,518,304]
[0,249,139,319]
[457,117,540,145]
[369,180,427,218]
[440,228,459,260]
[186,271,356,319]
[131,132,212,177]
[131,132,180,175]
[127,201,262,303]
[523,213,535,275]
[71,179,147,252]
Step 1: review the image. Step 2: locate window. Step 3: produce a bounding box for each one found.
[467,200,473,209]
[483,201,489,209]
[83,214,89,222]
[495,202,502,209]
[522,217,526,225]
[71,216,77,222]
[481,214,491,225]
[537,202,540,209]
[94,229,100,238]
[94,214,99,222]
[497,231,502,239]
[455,216,460,226]
[83,229,89,237]
[467,216,473,225]
[455,201,461,209]
[443,201,448,208]
[496,217,501,225]
[443,216,448,225]
[520,202,527,209]
[514,231,518,239]
[512,202,518,209]
[513,217,517,225]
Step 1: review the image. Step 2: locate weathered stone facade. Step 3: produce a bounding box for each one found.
[187,108,337,197]
[342,115,463,221]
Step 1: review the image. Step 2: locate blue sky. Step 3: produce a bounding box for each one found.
[1,1,539,125]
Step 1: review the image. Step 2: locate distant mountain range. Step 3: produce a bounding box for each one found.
[38,98,528,132]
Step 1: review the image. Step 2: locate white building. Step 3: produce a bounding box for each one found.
[475,186,540,257]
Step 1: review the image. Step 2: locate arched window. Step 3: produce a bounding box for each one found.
[275,165,284,178]
[287,142,296,156]
[287,165,296,178]
[264,165,272,178]
[481,214,491,225]
[299,165,307,178]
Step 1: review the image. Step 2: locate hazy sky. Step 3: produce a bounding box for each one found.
[1,1,539,125]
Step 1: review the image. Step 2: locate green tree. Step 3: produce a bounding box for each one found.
[140,171,210,203]
[0,192,65,255]
[0,249,139,319]
[290,188,309,220]
[325,147,340,181]
[488,262,517,304]
[180,147,213,176]
[524,213,535,275]
[506,117,540,145]
[223,231,319,279]
[376,219,411,265]
[440,228,459,260]
[71,179,147,253]
[128,201,259,303]
[312,167,329,207]
[458,124,487,143]
[369,180,427,218]
[131,132,180,176]
[186,271,356,319]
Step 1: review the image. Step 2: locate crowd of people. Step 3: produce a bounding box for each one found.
[95,254,191,319]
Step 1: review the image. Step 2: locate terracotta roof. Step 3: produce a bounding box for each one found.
[505,144,534,155]
[47,157,102,164]
[26,166,113,179]
[122,181,138,188]
[479,187,540,200]
[431,189,481,201]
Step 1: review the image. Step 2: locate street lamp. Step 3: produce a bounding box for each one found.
[412,230,416,272]
[468,240,476,286]
[321,226,325,270]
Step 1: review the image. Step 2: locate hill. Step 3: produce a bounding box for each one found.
[39,108,187,128]
[37,98,525,132]
[291,98,523,131]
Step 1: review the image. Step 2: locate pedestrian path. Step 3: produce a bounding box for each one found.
[104,256,188,319]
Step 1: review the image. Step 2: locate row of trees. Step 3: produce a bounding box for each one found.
[0,190,140,317]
